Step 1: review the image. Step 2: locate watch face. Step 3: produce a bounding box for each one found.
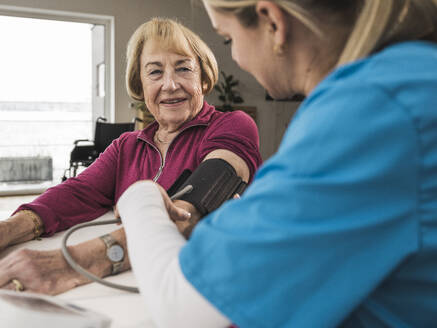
[107,245,124,262]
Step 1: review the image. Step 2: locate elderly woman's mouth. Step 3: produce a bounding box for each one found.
[160,98,187,106]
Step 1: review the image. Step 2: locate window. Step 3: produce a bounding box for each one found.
[0,7,113,194]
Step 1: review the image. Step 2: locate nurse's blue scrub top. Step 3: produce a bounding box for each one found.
[180,41,437,327]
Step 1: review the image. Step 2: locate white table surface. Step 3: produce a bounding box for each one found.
[2,211,157,328]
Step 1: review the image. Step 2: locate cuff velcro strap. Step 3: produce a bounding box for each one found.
[176,158,247,216]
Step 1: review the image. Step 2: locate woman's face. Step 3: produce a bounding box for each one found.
[204,3,278,96]
[140,40,204,130]
[204,2,317,98]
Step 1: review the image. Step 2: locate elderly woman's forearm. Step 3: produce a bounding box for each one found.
[0,211,43,248]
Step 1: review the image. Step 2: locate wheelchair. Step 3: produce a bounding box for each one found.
[62,117,136,180]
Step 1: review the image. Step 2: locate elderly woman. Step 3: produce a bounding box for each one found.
[0,18,261,295]
[117,1,437,327]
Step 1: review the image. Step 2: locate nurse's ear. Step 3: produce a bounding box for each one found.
[255,1,290,55]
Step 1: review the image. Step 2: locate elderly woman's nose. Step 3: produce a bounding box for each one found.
[162,71,179,91]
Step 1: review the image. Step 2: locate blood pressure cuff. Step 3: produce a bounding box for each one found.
[168,158,247,217]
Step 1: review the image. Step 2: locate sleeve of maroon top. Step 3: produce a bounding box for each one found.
[13,134,125,236]
[198,110,262,182]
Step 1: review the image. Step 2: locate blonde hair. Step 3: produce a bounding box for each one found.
[204,0,437,66]
[339,0,437,65]
[126,18,219,101]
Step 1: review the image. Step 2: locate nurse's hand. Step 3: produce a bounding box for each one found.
[0,248,89,295]
[171,199,201,238]
[154,184,193,221]
[155,184,202,238]
[114,183,199,238]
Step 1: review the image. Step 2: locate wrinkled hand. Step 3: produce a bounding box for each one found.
[0,248,88,295]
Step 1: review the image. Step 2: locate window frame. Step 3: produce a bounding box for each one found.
[0,4,115,120]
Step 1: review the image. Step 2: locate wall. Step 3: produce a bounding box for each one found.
[0,0,299,160]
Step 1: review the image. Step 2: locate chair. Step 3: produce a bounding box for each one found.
[62,117,135,180]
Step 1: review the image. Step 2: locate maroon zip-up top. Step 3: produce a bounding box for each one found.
[15,102,262,236]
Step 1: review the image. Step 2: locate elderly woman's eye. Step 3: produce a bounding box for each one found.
[149,70,162,75]
[177,67,191,72]
[223,38,232,45]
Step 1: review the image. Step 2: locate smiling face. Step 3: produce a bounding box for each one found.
[140,40,204,130]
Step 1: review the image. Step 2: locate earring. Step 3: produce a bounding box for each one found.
[273,43,285,56]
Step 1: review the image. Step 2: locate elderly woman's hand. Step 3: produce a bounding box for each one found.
[0,248,88,295]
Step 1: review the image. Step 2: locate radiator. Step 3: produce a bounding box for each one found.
[0,157,53,182]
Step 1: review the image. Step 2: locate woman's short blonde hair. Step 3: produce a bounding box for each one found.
[126,18,219,101]
[204,0,437,66]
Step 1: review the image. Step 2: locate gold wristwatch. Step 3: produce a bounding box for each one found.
[99,234,125,275]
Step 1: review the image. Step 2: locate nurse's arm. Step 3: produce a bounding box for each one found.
[118,181,231,328]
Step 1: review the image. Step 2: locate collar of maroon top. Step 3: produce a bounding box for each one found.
[137,101,215,145]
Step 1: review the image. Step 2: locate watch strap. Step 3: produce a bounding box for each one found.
[100,233,115,248]
[112,261,123,275]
